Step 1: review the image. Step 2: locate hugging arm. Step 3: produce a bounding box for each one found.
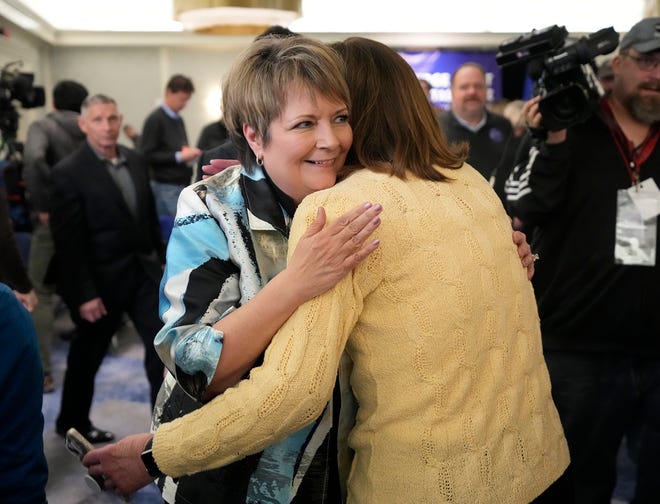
[204,202,381,396]
[156,183,381,400]
[153,197,373,477]
[84,197,377,496]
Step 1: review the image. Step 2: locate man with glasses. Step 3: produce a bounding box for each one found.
[621,49,660,71]
[506,17,660,503]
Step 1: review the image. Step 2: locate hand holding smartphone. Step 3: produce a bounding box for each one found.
[64,428,104,493]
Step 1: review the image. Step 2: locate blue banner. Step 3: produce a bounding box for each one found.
[398,50,503,110]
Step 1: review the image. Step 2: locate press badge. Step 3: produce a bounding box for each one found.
[628,177,660,221]
[615,179,658,266]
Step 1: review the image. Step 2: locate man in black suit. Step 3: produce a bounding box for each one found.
[193,138,238,182]
[50,94,165,443]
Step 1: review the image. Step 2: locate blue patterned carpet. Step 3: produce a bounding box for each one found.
[42,318,161,504]
[41,316,635,504]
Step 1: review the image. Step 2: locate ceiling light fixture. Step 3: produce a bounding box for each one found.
[173,0,301,36]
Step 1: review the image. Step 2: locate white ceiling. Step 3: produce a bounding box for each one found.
[3,0,645,35]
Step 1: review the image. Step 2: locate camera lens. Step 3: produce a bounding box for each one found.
[540,84,592,130]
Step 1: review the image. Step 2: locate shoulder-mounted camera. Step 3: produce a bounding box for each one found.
[496,25,619,130]
[0,61,46,140]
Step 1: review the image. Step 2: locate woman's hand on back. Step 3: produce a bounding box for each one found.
[513,230,536,280]
[286,202,382,302]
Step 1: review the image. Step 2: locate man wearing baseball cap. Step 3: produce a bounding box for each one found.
[506,18,660,503]
[620,16,660,53]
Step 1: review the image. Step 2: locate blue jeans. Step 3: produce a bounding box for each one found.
[150,181,185,218]
[544,350,660,504]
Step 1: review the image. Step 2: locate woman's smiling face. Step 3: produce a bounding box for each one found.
[244,86,352,204]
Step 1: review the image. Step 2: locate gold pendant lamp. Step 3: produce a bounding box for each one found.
[173,0,302,35]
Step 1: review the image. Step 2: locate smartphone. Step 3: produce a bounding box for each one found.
[64,428,104,493]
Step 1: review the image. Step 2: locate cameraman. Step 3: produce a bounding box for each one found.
[506,18,660,503]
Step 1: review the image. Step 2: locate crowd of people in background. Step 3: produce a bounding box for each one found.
[0,15,659,504]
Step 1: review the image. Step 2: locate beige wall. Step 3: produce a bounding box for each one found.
[47,45,242,146]
[1,17,247,147]
[645,0,660,16]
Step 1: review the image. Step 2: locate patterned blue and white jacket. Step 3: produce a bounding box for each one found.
[151,164,342,504]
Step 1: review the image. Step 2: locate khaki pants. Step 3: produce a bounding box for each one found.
[27,221,56,376]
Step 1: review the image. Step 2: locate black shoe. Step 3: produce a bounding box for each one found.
[58,328,77,342]
[56,425,115,444]
[83,427,115,444]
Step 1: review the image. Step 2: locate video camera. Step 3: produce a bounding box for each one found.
[0,61,45,233]
[496,25,619,130]
[0,61,45,140]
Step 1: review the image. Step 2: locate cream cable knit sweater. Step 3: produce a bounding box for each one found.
[154,164,569,503]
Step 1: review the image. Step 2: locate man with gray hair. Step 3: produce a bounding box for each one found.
[49,94,165,443]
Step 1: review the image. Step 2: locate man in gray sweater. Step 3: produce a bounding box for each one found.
[140,74,201,218]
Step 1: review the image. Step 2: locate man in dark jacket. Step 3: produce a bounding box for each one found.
[439,62,512,180]
[23,79,88,393]
[50,94,165,443]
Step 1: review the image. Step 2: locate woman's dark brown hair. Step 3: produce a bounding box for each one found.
[332,37,468,181]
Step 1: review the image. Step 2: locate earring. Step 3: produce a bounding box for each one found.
[256,155,264,166]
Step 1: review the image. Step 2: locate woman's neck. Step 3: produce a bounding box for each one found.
[263,169,297,217]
